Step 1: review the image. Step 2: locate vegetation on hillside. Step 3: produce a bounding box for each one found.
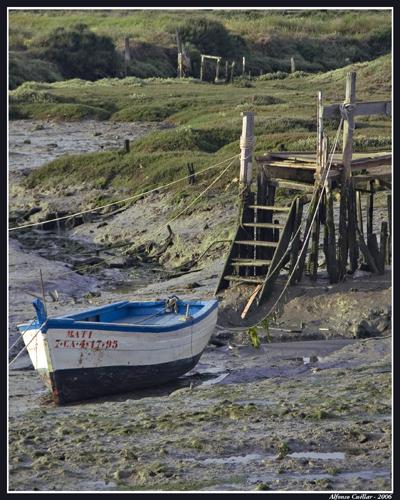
[9,9,391,87]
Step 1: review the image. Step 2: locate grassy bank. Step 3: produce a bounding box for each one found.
[16,56,391,201]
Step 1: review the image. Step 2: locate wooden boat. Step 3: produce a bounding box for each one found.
[18,296,218,405]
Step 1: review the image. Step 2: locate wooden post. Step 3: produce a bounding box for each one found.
[124,139,130,153]
[242,56,246,77]
[230,61,235,83]
[356,228,379,274]
[124,37,131,76]
[316,92,324,175]
[289,196,303,282]
[239,112,254,192]
[178,52,183,78]
[367,180,375,237]
[324,183,338,283]
[338,71,357,280]
[308,205,321,281]
[200,55,205,81]
[215,57,221,82]
[225,60,229,82]
[347,177,359,273]
[356,190,363,235]
[290,57,296,73]
[387,193,391,264]
[380,221,388,269]
[367,234,384,274]
[342,72,356,178]
[273,219,280,242]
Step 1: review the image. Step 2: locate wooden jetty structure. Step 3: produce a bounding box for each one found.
[215,72,391,314]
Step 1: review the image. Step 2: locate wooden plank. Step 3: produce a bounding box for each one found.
[273,180,315,192]
[261,166,316,183]
[261,161,317,169]
[224,275,264,284]
[241,284,262,319]
[243,222,285,229]
[249,205,290,212]
[232,259,272,266]
[322,100,392,119]
[235,240,279,248]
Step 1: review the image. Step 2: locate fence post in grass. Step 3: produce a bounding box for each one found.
[200,55,205,81]
[124,37,130,77]
[230,61,235,83]
[291,57,296,74]
[215,57,221,82]
[124,139,130,153]
[242,56,246,77]
[225,60,229,83]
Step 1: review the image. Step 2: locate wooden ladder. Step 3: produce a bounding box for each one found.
[215,194,300,307]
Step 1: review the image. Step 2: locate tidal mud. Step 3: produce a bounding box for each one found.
[8,120,392,492]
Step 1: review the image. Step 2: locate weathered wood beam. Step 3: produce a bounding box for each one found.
[322,100,392,119]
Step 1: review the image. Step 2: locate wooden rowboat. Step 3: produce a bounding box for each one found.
[18,297,218,405]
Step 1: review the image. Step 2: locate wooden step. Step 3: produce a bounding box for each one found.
[235,240,279,248]
[232,258,272,266]
[249,205,291,212]
[223,275,265,284]
[243,222,285,229]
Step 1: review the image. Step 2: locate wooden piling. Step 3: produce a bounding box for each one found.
[356,228,379,274]
[356,190,363,235]
[380,221,388,269]
[308,209,321,281]
[288,196,303,282]
[367,180,375,237]
[347,178,358,273]
[225,60,229,82]
[337,183,348,280]
[387,193,391,264]
[367,233,384,274]
[290,57,296,74]
[242,56,246,77]
[273,219,280,242]
[323,184,338,283]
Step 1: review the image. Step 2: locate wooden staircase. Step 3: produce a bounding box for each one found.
[215,174,305,311]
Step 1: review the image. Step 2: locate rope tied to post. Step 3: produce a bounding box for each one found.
[339,103,356,131]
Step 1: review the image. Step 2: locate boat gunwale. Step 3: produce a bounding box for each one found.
[18,300,219,334]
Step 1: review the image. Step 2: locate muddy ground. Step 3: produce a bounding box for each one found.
[8,121,392,492]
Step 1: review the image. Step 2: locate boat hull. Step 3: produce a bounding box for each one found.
[47,353,202,404]
[18,299,218,404]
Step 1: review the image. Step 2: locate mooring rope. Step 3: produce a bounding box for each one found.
[43,156,237,279]
[9,154,240,232]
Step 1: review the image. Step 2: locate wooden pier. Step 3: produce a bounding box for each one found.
[215,71,392,316]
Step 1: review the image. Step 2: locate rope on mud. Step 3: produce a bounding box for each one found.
[45,157,237,279]
[9,154,240,232]
[221,117,345,332]
[9,322,46,368]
